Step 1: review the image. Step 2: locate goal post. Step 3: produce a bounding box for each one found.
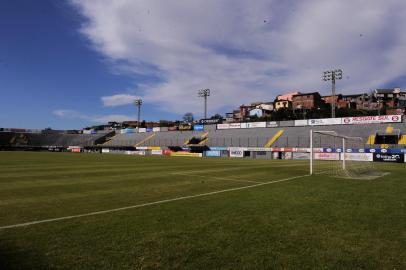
[310,129,385,179]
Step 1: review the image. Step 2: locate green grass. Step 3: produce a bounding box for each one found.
[0,152,405,269]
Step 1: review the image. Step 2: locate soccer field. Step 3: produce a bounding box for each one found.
[0,152,405,269]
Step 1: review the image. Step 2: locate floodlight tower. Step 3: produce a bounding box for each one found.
[322,69,343,118]
[198,89,210,119]
[134,99,143,129]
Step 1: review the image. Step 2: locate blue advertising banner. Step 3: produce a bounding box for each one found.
[193,125,204,131]
[205,150,221,157]
[209,147,228,151]
[146,127,153,132]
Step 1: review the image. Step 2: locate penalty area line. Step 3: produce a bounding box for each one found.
[0,174,309,230]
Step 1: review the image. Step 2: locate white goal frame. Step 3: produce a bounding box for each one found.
[310,130,363,175]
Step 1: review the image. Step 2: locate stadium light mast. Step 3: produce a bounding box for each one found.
[322,69,343,118]
[198,89,210,119]
[134,99,143,129]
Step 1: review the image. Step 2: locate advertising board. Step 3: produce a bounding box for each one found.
[171,152,202,157]
[101,148,110,153]
[151,150,163,155]
[178,124,191,130]
[152,127,161,132]
[209,147,228,151]
[139,128,146,133]
[240,123,248,128]
[168,126,178,131]
[294,120,308,126]
[146,127,153,132]
[292,152,310,160]
[314,152,340,160]
[147,146,161,150]
[266,121,278,128]
[246,122,266,128]
[284,152,293,159]
[136,146,148,150]
[343,153,373,162]
[229,123,241,129]
[199,118,221,125]
[205,150,221,157]
[373,153,404,163]
[217,124,230,130]
[246,147,272,152]
[342,115,401,125]
[229,148,244,158]
[308,118,342,126]
[121,128,136,134]
[193,125,204,131]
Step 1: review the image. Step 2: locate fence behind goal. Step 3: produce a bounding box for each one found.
[310,130,386,179]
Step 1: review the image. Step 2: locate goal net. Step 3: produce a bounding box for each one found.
[310,130,385,179]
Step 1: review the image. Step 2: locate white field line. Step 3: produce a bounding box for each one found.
[0,174,309,230]
[172,172,262,184]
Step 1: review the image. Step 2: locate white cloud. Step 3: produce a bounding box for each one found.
[53,109,133,123]
[71,0,406,117]
[101,94,140,107]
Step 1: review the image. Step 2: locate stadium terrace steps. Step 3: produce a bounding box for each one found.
[101,133,152,147]
[135,133,157,147]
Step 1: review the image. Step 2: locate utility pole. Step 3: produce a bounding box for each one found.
[134,99,143,129]
[198,89,210,119]
[322,69,343,118]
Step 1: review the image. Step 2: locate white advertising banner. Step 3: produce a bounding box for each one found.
[267,121,278,128]
[246,147,272,152]
[136,146,148,150]
[152,127,161,132]
[151,150,163,155]
[293,152,310,160]
[217,123,230,130]
[101,148,110,153]
[314,152,340,160]
[139,128,147,133]
[342,153,373,162]
[240,123,248,128]
[294,120,308,126]
[229,148,245,157]
[246,122,266,128]
[308,118,342,126]
[342,115,402,125]
[229,123,241,129]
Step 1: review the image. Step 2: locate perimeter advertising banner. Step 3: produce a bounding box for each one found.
[178,124,192,130]
[314,152,340,160]
[205,150,221,157]
[229,148,244,158]
[373,153,404,163]
[246,122,266,128]
[342,115,401,125]
[343,153,373,162]
[151,150,163,155]
[229,123,241,129]
[308,118,342,126]
[294,120,308,126]
[171,152,202,157]
[199,118,221,125]
[217,123,230,130]
[193,125,204,131]
[266,121,278,128]
[292,152,310,160]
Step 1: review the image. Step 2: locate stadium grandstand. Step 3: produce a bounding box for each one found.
[2,115,406,155]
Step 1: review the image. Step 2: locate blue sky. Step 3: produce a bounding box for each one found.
[1,0,406,129]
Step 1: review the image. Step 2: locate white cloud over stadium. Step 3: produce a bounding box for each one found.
[71,0,406,116]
